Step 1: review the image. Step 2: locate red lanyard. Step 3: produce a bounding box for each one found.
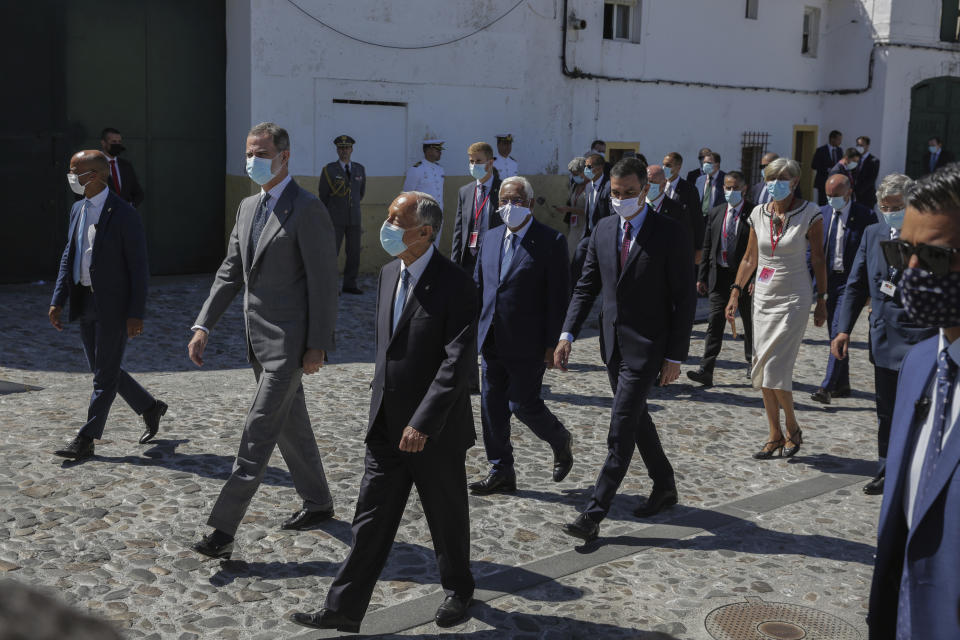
[767,198,798,257]
[474,184,491,223]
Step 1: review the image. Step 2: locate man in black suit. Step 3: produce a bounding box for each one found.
[828,147,863,198]
[921,136,955,175]
[685,147,712,183]
[100,128,144,208]
[695,152,726,217]
[555,158,696,541]
[663,152,704,263]
[854,136,880,208]
[293,192,477,632]
[469,177,573,495]
[688,171,754,387]
[812,129,843,205]
[569,152,612,291]
[452,141,502,277]
[49,150,166,460]
[588,139,612,177]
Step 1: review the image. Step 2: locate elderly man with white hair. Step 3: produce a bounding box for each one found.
[830,173,938,495]
[468,176,574,495]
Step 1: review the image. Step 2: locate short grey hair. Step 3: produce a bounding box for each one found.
[568,156,586,173]
[405,191,443,242]
[248,122,290,152]
[500,176,535,201]
[764,157,800,180]
[876,173,912,203]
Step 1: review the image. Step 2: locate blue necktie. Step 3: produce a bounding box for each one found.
[393,269,410,333]
[249,193,271,255]
[930,152,938,173]
[826,212,841,269]
[73,200,90,284]
[499,233,515,283]
[897,348,957,638]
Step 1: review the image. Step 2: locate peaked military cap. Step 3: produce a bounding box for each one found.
[334,135,356,147]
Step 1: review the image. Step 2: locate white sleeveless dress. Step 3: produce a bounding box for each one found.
[748,200,822,391]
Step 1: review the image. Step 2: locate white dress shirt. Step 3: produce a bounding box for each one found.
[904,331,960,528]
[395,244,435,309]
[75,187,110,287]
[664,177,678,201]
[830,200,851,272]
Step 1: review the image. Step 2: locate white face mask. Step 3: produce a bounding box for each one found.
[499,202,531,228]
[611,196,641,219]
[67,171,96,196]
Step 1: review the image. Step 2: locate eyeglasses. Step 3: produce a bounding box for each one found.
[880,240,960,276]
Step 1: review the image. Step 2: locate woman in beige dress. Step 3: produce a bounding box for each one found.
[554,156,588,259]
[725,158,828,459]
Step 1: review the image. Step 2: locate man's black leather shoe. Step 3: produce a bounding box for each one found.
[281,507,334,530]
[562,513,599,542]
[469,472,516,495]
[552,433,574,482]
[139,400,168,444]
[290,609,361,633]
[686,369,713,387]
[54,435,94,460]
[342,286,363,295]
[810,388,832,404]
[193,530,234,560]
[634,487,678,518]
[435,595,472,628]
[863,474,884,495]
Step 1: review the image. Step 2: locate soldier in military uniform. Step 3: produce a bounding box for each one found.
[318,135,365,294]
[493,134,518,180]
[402,138,446,246]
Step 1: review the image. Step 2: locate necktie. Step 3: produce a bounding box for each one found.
[620,220,632,271]
[73,200,90,284]
[393,269,410,333]
[345,163,351,182]
[723,208,737,263]
[701,177,712,214]
[249,193,272,256]
[110,159,121,191]
[827,212,841,269]
[930,152,938,173]
[500,233,515,283]
[832,147,840,165]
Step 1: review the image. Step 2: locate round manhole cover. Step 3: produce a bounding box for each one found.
[705,599,861,640]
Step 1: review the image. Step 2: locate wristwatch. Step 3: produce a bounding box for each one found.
[730,284,743,294]
[816,292,828,301]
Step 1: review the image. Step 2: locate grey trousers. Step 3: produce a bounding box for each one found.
[335,224,361,289]
[207,361,333,537]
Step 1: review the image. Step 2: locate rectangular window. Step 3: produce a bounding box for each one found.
[942,1,960,42]
[603,1,639,43]
[802,7,820,57]
[745,0,758,20]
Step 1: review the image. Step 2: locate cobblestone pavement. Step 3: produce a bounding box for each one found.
[0,274,882,638]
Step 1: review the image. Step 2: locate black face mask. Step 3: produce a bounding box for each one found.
[108,143,125,156]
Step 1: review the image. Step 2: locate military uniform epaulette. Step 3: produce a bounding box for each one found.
[413,161,422,167]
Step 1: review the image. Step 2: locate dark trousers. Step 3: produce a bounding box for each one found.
[820,275,850,391]
[76,289,154,440]
[207,360,332,537]
[585,347,675,522]
[324,430,474,621]
[700,267,753,374]
[875,366,899,460]
[480,340,570,473]
[569,235,590,293]
[335,224,361,289]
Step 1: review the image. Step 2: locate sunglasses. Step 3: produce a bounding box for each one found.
[880,240,960,276]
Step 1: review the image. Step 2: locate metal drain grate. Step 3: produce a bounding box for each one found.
[704,597,862,640]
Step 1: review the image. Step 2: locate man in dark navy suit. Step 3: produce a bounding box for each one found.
[810,173,878,404]
[812,130,843,205]
[49,150,166,460]
[854,136,880,209]
[452,141,502,277]
[569,152,612,291]
[663,152,704,263]
[831,173,937,495]
[694,151,726,217]
[555,158,696,541]
[921,136,955,176]
[293,191,477,632]
[469,176,573,495]
[867,162,960,639]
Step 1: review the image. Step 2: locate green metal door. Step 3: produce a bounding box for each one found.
[906,77,960,178]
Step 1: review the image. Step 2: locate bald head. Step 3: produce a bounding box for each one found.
[761,152,779,165]
[825,173,851,197]
[68,150,109,198]
[71,150,109,173]
[647,164,666,185]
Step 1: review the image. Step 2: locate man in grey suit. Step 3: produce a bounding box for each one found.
[187,122,339,560]
[318,134,366,294]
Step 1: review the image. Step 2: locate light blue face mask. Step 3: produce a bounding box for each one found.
[663,165,674,180]
[469,162,487,180]
[881,209,905,229]
[646,182,661,201]
[380,221,416,256]
[929,145,939,154]
[828,195,847,211]
[702,162,715,175]
[766,180,792,201]
[844,161,858,171]
[583,167,596,181]
[724,189,743,206]
[572,174,585,184]
[246,155,281,185]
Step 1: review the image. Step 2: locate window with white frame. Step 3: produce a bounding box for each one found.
[802,7,820,57]
[603,1,640,43]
